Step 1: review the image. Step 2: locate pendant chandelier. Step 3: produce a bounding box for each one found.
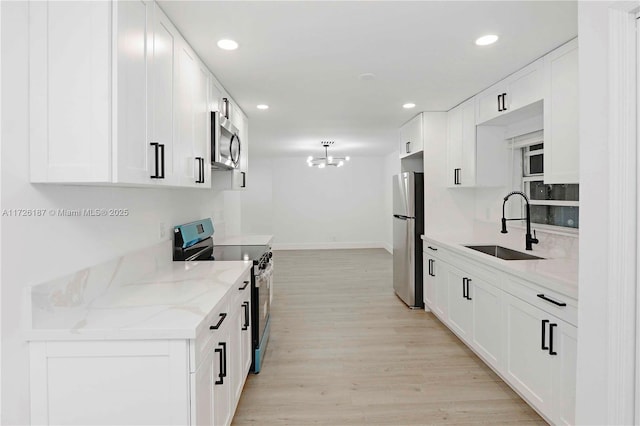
[306,141,350,168]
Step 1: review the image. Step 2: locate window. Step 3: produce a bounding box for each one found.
[521,142,579,229]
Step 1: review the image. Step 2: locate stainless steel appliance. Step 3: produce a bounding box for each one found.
[392,172,424,308]
[173,219,272,373]
[211,100,241,170]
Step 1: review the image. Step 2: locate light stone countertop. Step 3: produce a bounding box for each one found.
[28,259,252,341]
[422,233,578,300]
[214,234,274,246]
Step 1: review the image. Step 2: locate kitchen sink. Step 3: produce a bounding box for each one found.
[464,245,544,261]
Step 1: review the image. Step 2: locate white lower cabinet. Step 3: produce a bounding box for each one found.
[446,266,473,342]
[470,276,503,370]
[423,241,577,424]
[30,271,252,426]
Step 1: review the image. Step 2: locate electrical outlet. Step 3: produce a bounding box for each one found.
[159,222,166,240]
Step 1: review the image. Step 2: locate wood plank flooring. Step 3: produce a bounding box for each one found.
[232,249,545,425]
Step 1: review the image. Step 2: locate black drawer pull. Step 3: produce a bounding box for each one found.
[462,278,467,299]
[465,278,472,301]
[541,319,549,350]
[537,294,567,307]
[209,313,227,330]
[239,280,250,290]
[427,246,438,251]
[549,323,557,355]
[214,346,224,385]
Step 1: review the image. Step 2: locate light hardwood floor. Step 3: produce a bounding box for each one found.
[233,249,546,425]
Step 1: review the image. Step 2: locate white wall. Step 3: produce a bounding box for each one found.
[574,2,609,424]
[241,156,387,249]
[383,151,400,252]
[241,159,274,235]
[0,4,239,423]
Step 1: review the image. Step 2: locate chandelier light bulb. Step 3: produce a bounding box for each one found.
[318,163,326,169]
[308,162,313,167]
[338,161,344,167]
[307,156,313,162]
[328,156,333,162]
[346,156,350,161]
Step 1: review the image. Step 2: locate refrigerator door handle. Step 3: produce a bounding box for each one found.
[393,214,409,220]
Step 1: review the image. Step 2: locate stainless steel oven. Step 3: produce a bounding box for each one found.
[173,219,272,373]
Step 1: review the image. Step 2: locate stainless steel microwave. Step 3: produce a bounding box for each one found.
[211,110,241,170]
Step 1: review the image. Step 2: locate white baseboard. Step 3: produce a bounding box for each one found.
[272,241,387,251]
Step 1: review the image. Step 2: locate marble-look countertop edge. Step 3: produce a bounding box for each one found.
[27,261,252,342]
[422,234,578,300]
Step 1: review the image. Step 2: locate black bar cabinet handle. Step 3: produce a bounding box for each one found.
[541,319,549,350]
[549,323,557,355]
[462,278,467,299]
[241,171,246,188]
[150,143,159,178]
[497,94,502,112]
[427,246,438,251]
[157,144,165,179]
[502,93,508,111]
[428,259,434,277]
[406,141,410,154]
[537,294,567,307]
[466,278,472,300]
[242,301,250,330]
[220,342,227,377]
[239,280,250,290]
[209,313,227,330]
[214,347,224,385]
[195,157,203,183]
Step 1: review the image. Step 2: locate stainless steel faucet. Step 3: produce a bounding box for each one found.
[501,191,539,251]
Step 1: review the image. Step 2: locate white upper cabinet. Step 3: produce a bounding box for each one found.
[544,39,579,184]
[399,114,424,158]
[175,39,212,188]
[446,99,476,187]
[447,99,507,188]
[476,58,544,125]
[29,0,238,189]
[29,1,114,183]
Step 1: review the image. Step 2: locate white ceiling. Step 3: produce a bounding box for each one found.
[158,1,577,158]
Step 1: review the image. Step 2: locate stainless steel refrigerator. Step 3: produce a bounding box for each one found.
[392,172,424,308]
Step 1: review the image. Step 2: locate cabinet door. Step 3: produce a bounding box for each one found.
[212,326,232,426]
[446,267,472,342]
[148,4,178,186]
[507,58,543,112]
[423,254,437,310]
[399,114,423,158]
[470,277,503,370]
[433,260,449,320]
[446,106,463,187]
[29,1,112,183]
[175,40,201,188]
[192,343,215,426]
[504,293,553,416]
[551,320,577,426]
[230,305,244,409]
[475,81,508,124]
[544,39,579,184]
[459,99,477,186]
[194,63,212,188]
[114,0,155,185]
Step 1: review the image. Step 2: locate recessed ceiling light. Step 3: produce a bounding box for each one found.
[256,104,269,110]
[475,35,499,46]
[217,39,239,50]
[403,103,416,109]
[358,72,376,81]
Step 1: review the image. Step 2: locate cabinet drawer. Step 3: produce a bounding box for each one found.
[504,276,577,326]
[423,241,443,256]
